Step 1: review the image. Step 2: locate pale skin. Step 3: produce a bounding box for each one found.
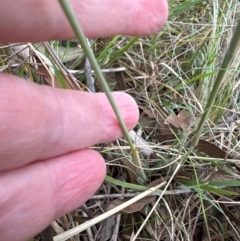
[0,0,168,240]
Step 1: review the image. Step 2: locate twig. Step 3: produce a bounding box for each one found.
[85,39,95,92]
[89,189,194,200]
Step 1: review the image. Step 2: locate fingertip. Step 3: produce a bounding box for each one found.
[52,149,106,217]
[0,150,106,241]
[112,92,139,131]
[0,0,168,42]
[0,75,139,168]
[127,0,168,36]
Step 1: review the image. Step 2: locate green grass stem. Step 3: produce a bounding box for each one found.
[58,0,144,175]
[192,18,240,146]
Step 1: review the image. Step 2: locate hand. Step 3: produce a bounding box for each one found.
[0,0,168,240]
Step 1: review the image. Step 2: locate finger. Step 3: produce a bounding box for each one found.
[0,149,106,241]
[0,74,139,170]
[0,0,168,42]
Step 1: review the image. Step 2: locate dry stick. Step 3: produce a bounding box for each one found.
[85,39,96,92]
[53,182,166,241]
[69,67,127,75]
[58,0,145,181]
[89,189,193,199]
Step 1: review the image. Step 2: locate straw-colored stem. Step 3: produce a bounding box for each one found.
[53,181,166,241]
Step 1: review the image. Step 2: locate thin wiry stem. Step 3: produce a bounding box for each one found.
[58,0,144,176]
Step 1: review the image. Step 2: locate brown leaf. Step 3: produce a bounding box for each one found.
[197,139,232,159]
[139,115,157,133]
[138,105,156,119]
[114,67,127,90]
[154,134,233,159]
[106,196,155,214]
[138,106,174,135]
[147,178,166,188]
[165,109,193,130]
[72,215,91,223]
[39,225,53,241]
[36,65,61,88]
[120,158,138,184]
